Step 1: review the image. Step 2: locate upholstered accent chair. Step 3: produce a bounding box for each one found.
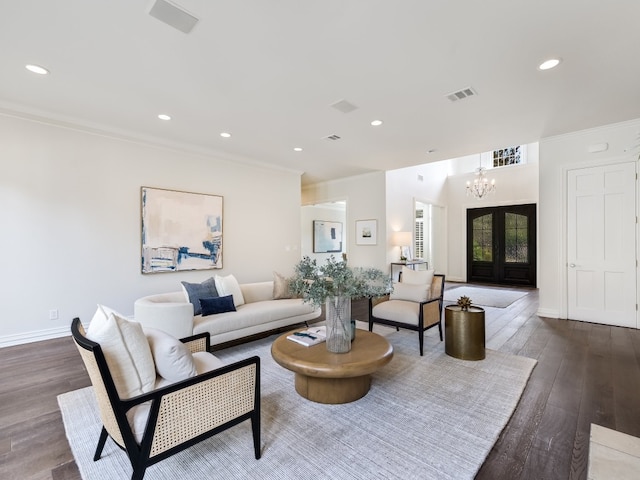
[369,270,445,355]
[71,317,261,480]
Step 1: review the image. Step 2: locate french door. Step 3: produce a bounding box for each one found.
[467,204,537,286]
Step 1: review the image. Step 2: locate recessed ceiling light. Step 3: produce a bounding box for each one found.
[25,64,49,75]
[158,114,171,121]
[220,132,231,138]
[293,147,303,152]
[371,120,383,126]
[538,58,562,70]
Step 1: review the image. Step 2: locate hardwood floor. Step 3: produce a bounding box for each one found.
[2,286,640,479]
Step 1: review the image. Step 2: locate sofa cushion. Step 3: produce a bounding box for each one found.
[87,305,156,399]
[401,267,435,286]
[181,277,218,315]
[372,300,420,326]
[201,295,236,316]
[390,282,429,302]
[194,299,316,336]
[144,327,197,382]
[273,271,293,299]
[215,274,245,306]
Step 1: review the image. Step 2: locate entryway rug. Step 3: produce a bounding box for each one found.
[58,330,536,480]
[444,285,529,308]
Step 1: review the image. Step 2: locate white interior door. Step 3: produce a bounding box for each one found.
[567,162,637,328]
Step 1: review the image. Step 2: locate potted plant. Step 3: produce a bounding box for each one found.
[289,255,391,353]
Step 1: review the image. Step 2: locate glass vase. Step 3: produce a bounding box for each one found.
[325,296,352,353]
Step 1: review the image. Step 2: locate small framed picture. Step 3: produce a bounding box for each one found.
[356,219,377,245]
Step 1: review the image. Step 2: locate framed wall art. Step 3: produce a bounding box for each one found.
[141,187,223,273]
[355,219,377,245]
[313,220,343,253]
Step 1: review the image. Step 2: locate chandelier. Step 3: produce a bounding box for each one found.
[466,166,496,199]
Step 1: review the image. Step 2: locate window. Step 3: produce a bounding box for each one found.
[472,214,493,261]
[493,146,522,167]
[504,212,528,263]
[414,208,424,259]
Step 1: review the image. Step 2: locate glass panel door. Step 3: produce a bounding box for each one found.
[467,204,536,286]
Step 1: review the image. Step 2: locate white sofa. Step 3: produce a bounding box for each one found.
[134,281,320,345]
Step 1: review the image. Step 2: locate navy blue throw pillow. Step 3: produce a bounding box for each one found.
[200,295,236,316]
[181,278,218,315]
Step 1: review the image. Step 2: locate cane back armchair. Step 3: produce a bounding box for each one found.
[71,317,260,480]
[369,273,445,355]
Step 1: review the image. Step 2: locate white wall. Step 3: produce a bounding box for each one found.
[385,144,539,281]
[0,113,303,346]
[385,161,449,270]
[538,118,640,318]
[445,161,539,282]
[300,204,347,261]
[302,172,387,272]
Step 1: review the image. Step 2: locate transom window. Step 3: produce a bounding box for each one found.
[493,146,522,167]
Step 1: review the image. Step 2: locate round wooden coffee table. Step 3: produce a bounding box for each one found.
[271,329,393,404]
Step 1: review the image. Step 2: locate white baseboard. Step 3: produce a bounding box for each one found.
[0,325,70,349]
[445,276,466,283]
[536,308,561,319]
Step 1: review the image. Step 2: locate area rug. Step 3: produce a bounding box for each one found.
[58,330,536,480]
[444,285,529,308]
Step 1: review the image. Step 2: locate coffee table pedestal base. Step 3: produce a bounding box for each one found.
[295,373,371,404]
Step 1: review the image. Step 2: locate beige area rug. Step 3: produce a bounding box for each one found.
[444,285,529,308]
[58,329,536,480]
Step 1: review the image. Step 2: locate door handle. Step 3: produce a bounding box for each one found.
[569,263,576,268]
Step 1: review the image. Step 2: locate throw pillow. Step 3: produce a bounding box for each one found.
[390,282,429,302]
[200,295,236,316]
[86,305,156,399]
[401,266,435,286]
[181,277,218,315]
[273,271,293,299]
[144,328,197,382]
[214,274,245,306]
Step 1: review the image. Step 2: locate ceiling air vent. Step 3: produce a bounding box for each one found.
[330,99,358,114]
[149,0,199,34]
[445,86,477,103]
[323,134,341,141]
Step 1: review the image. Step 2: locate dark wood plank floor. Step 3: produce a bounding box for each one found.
[2,286,640,479]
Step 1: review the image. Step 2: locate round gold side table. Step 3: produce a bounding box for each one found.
[444,305,486,360]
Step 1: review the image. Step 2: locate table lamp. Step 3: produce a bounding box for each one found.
[392,231,412,261]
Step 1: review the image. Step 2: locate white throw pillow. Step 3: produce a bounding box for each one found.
[401,267,435,286]
[144,328,197,382]
[86,305,156,399]
[273,271,293,299]
[390,282,429,302]
[215,274,245,306]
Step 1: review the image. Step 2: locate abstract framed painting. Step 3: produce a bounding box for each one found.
[141,187,223,273]
[313,220,343,253]
[355,219,377,245]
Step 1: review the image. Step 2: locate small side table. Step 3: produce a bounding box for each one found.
[444,305,486,360]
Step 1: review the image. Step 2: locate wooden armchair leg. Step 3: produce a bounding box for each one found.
[93,426,108,461]
[419,333,424,356]
[252,412,261,459]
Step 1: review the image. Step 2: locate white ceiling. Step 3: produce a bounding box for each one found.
[2,1,640,185]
